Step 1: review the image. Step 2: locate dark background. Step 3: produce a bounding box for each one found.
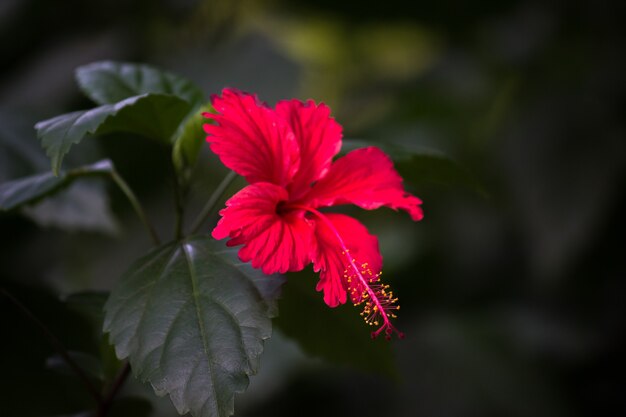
[1,0,625,416]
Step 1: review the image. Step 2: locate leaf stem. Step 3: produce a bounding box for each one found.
[190,170,237,234]
[95,169,165,414]
[172,166,185,241]
[92,167,163,414]
[93,170,159,415]
[109,170,161,246]
[94,362,131,417]
[0,288,104,406]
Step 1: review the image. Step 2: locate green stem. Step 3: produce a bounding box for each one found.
[0,288,104,406]
[93,171,160,415]
[94,362,131,417]
[190,171,237,234]
[109,170,161,246]
[93,170,160,415]
[172,168,185,241]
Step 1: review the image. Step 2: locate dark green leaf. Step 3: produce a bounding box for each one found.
[0,109,50,181]
[0,285,100,416]
[104,237,285,417]
[64,291,109,325]
[0,159,112,211]
[339,138,380,154]
[46,351,104,381]
[36,94,191,174]
[50,397,152,417]
[64,291,123,382]
[395,150,487,196]
[342,139,486,195]
[172,103,213,176]
[106,397,153,417]
[274,269,396,375]
[76,61,204,106]
[22,181,118,233]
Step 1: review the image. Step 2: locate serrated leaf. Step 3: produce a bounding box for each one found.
[104,237,285,417]
[0,159,112,211]
[172,103,213,176]
[76,61,204,106]
[36,94,191,174]
[274,269,396,375]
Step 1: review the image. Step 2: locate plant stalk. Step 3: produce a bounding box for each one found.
[96,168,171,414]
[94,170,164,414]
[190,170,237,234]
[109,170,161,246]
[94,362,131,417]
[171,167,185,241]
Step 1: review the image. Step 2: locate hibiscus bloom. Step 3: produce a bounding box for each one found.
[203,88,423,339]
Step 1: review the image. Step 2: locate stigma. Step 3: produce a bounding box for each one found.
[343,252,404,340]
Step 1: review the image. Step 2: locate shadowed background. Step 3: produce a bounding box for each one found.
[1,0,625,416]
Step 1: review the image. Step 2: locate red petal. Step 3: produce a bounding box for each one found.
[275,99,342,199]
[212,183,314,274]
[303,147,424,221]
[311,213,382,307]
[204,89,300,186]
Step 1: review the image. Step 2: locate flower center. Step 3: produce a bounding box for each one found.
[275,201,289,215]
[290,205,404,340]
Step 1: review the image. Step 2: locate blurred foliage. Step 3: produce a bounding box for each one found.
[1,0,625,417]
[275,268,396,376]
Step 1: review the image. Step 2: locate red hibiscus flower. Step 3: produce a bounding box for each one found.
[203,88,423,339]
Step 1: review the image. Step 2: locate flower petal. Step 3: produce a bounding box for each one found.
[204,88,300,186]
[303,147,424,221]
[212,182,314,274]
[311,213,382,307]
[275,99,342,199]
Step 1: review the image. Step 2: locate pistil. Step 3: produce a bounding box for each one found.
[291,205,404,340]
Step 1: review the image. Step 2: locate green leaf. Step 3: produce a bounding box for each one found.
[274,269,396,375]
[64,291,109,325]
[51,397,152,417]
[106,397,153,417]
[0,109,50,180]
[104,237,285,417]
[342,139,486,195]
[36,94,191,174]
[46,351,104,381]
[395,150,487,196]
[0,285,101,416]
[76,61,204,106]
[64,291,124,382]
[0,159,113,211]
[22,181,118,233]
[172,103,213,176]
